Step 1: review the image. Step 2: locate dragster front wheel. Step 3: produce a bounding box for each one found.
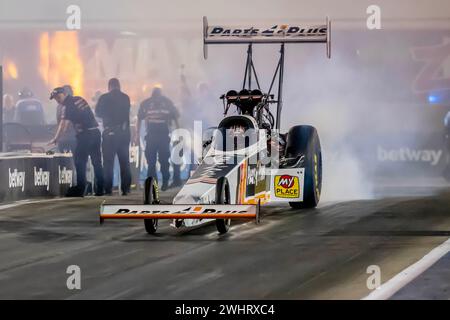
[215,176,231,234]
[143,176,159,234]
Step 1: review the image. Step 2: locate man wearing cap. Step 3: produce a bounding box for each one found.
[95,78,132,196]
[136,87,179,191]
[55,85,77,153]
[49,87,104,197]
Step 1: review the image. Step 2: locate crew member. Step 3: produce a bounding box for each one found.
[96,78,132,196]
[55,85,77,153]
[136,87,179,191]
[49,87,104,197]
[15,87,45,125]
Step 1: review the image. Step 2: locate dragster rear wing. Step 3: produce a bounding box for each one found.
[100,203,261,224]
[203,16,331,59]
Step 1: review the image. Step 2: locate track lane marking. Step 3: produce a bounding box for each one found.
[362,237,450,300]
[0,197,73,211]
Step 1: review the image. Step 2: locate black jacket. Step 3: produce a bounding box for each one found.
[138,95,179,136]
[96,89,131,131]
[61,95,98,133]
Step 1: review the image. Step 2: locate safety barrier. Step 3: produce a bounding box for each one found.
[0,152,74,203]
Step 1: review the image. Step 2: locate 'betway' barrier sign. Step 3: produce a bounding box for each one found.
[34,167,50,191]
[58,166,73,187]
[0,154,74,203]
[9,168,25,192]
[340,131,449,178]
[377,146,442,166]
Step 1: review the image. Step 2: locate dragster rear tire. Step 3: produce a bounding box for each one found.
[215,176,231,234]
[143,176,159,234]
[284,125,322,209]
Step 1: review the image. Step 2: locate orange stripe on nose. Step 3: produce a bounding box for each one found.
[101,213,257,220]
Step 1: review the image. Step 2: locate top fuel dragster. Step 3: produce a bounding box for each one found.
[100,17,330,234]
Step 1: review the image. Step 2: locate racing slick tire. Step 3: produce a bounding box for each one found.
[215,176,231,234]
[284,125,322,209]
[143,176,159,234]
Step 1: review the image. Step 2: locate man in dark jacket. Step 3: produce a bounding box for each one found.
[96,78,132,195]
[49,87,104,197]
[55,85,77,153]
[136,87,179,191]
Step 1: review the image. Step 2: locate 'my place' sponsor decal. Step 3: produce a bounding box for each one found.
[9,168,25,192]
[58,166,73,187]
[34,167,50,191]
[274,175,299,198]
[377,146,442,166]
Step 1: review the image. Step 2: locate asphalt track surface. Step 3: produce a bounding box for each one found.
[0,186,449,299]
